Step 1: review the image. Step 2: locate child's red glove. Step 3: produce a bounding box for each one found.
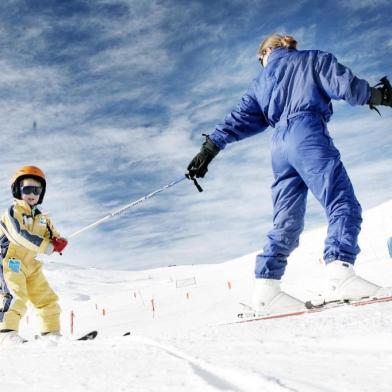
[52,237,68,253]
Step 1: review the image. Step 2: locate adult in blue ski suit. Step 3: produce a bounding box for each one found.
[187,34,392,283]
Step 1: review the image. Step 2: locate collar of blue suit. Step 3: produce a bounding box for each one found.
[268,47,297,63]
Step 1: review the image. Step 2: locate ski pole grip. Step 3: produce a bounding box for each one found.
[185,174,203,192]
[192,178,203,192]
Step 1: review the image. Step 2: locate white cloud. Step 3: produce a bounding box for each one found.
[340,0,390,9]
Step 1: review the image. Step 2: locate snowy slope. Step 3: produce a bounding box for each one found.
[1,200,392,392]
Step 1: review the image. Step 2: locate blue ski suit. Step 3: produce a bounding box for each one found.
[209,47,370,280]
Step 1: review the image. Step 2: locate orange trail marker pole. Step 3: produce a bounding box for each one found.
[70,310,75,335]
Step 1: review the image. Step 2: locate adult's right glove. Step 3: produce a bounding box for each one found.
[187,135,220,178]
[368,76,392,114]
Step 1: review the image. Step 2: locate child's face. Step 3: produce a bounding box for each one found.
[20,178,42,206]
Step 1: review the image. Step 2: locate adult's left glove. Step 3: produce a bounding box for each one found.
[187,135,220,178]
[368,76,392,112]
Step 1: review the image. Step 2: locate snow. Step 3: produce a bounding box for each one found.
[1,200,392,392]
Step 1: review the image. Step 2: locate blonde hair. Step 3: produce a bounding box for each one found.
[258,34,297,58]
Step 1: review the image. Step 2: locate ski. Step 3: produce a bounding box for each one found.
[32,330,98,342]
[222,295,392,325]
[305,295,392,310]
[76,330,98,341]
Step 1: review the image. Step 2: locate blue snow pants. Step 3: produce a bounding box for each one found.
[255,112,362,279]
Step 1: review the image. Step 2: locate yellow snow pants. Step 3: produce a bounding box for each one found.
[0,253,60,333]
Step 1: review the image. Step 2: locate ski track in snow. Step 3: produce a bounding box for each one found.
[0,200,391,392]
[176,303,392,392]
[127,335,299,392]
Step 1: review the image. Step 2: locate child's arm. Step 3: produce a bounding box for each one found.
[1,206,51,254]
[45,215,68,253]
[44,214,61,239]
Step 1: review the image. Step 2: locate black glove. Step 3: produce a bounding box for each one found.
[187,135,220,178]
[368,76,392,114]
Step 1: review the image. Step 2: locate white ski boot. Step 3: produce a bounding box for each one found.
[0,330,28,346]
[314,261,387,305]
[37,331,63,342]
[252,278,305,315]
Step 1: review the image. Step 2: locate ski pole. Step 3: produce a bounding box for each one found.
[68,174,202,239]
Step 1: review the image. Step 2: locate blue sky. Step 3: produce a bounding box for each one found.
[0,0,391,270]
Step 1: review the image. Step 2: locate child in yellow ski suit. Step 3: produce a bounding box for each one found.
[0,166,68,344]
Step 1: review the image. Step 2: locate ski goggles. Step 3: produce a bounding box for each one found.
[21,185,43,195]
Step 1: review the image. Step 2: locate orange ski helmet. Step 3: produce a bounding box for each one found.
[11,165,47,204]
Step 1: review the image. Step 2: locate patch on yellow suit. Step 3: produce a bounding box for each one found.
[8,258,21,273]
